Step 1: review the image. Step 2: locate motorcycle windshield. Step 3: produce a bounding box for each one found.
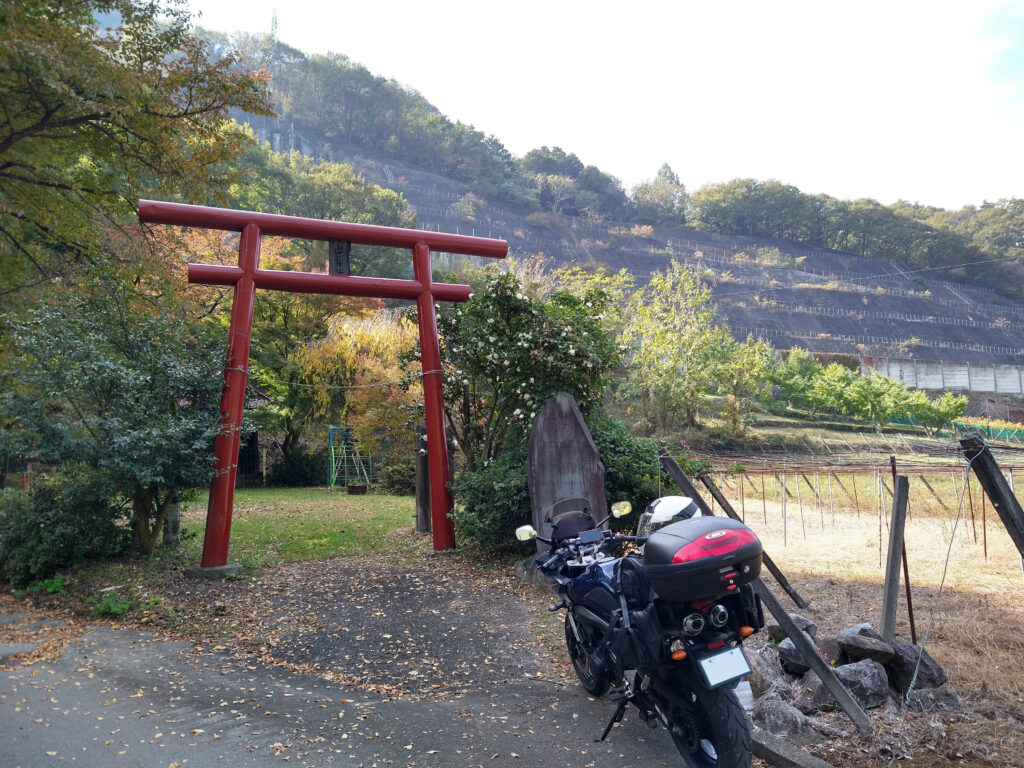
[534,496,596,545]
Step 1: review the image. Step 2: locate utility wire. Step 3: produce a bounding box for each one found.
[712,254,1023,299]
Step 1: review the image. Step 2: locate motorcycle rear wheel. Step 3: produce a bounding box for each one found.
[652,670,751,768]
[564,613,610,696]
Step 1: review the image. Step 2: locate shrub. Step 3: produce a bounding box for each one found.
[379,458,416,495]
[587,418,665,531]
[267,446,326,487]
[450,443,531,554]
[0,464,129,587]
[87,590,133,617]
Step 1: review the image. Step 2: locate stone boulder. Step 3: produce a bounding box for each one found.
[794,659,890,713]
[838,622,883,641]
[815,635,845,667]
[778,631,818,676]
[888,639,947,693]
[838,633,895,665]
[752,695,817,743]
[907,687,960,712]
[747,649,784,699]
[767,614,818,644]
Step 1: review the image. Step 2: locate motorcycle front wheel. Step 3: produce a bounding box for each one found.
[650,669,751,768]
[564,613,609,696]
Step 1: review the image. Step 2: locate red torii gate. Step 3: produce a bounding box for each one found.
[138,200,507,572]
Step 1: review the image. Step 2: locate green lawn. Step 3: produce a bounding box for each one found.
[182,488,419,571]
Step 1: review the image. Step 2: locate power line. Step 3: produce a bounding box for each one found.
[713,254,1022,299]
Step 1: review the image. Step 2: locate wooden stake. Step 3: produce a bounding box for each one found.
[966,470,978,543]
[739,473,745,521]
[761,473,768,524]
[828,471,835,524]
[981,484,988,559]
[782,472,788,547]
[796,473,806,538]
[881,476,910,643]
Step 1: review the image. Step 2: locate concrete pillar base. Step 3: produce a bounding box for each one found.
[183,564,243,580]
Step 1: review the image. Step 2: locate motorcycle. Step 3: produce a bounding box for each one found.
[516,496,765,768]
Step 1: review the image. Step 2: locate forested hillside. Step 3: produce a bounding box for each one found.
[206,30,1024,302]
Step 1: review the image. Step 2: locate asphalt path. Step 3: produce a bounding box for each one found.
[1,561,700,768]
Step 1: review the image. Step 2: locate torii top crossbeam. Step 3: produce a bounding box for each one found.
[138,199,507,569]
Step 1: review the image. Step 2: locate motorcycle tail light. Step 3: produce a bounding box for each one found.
[740,625,755,637]
[671,528,758,563]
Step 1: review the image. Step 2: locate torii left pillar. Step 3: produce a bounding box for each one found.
[138,200,507,577]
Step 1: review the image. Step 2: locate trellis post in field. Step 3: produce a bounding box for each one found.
[795,472,806,538]
[760,473,768,523]
[960,434,1024,563]
[880,475,910,643]
[965,470,978,542]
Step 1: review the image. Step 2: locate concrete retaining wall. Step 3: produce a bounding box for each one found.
[865,357,1024,394]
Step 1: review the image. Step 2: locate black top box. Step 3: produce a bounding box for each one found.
[643,517,763,602]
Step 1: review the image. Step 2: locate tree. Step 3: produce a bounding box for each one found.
[717,336,777,435]
[845,372,913,430]
[296,310,421,456]
[230,143,414,277]
[620,261,732,430]
[809,363,857,416]
[631,163,687,226]
[0,0,272,294]
[771,347,823,411]
[436,272,620,471]
[1,275,225,554]
[906,390,968,437]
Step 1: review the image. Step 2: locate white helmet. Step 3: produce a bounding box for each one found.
[636,495,702,538]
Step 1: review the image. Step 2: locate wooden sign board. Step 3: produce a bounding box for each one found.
[527,392,607,549]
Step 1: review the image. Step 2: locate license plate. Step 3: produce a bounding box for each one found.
[697,646,752,689]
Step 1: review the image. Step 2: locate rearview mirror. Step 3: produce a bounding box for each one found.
[515,524,538,542]
[611,501,632,518]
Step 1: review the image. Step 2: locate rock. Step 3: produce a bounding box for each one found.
[767,614,818,643]
[753,695,815,740]
[888,639,947,693]
[778,631,817,676]
[794,659,890,713]
[835,659,891,709]
[748,649,781,698]
[753,728,836,768]
[815,635,845,666]
[793,671,835,714]
[838,622,883,641]
[838,633,894,665]
[907,687,960,712]
[0,612,28,626]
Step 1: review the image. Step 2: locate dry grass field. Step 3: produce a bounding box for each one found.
[707,468,1024,766]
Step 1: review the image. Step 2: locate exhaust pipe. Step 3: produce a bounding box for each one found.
[682,612,706,635]
[709,604,729,628]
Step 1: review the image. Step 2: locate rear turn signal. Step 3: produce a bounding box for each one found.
[671,649,687,661]
[739,625,755,637]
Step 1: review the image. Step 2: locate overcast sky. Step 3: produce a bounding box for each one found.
[186,0,1024,210]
